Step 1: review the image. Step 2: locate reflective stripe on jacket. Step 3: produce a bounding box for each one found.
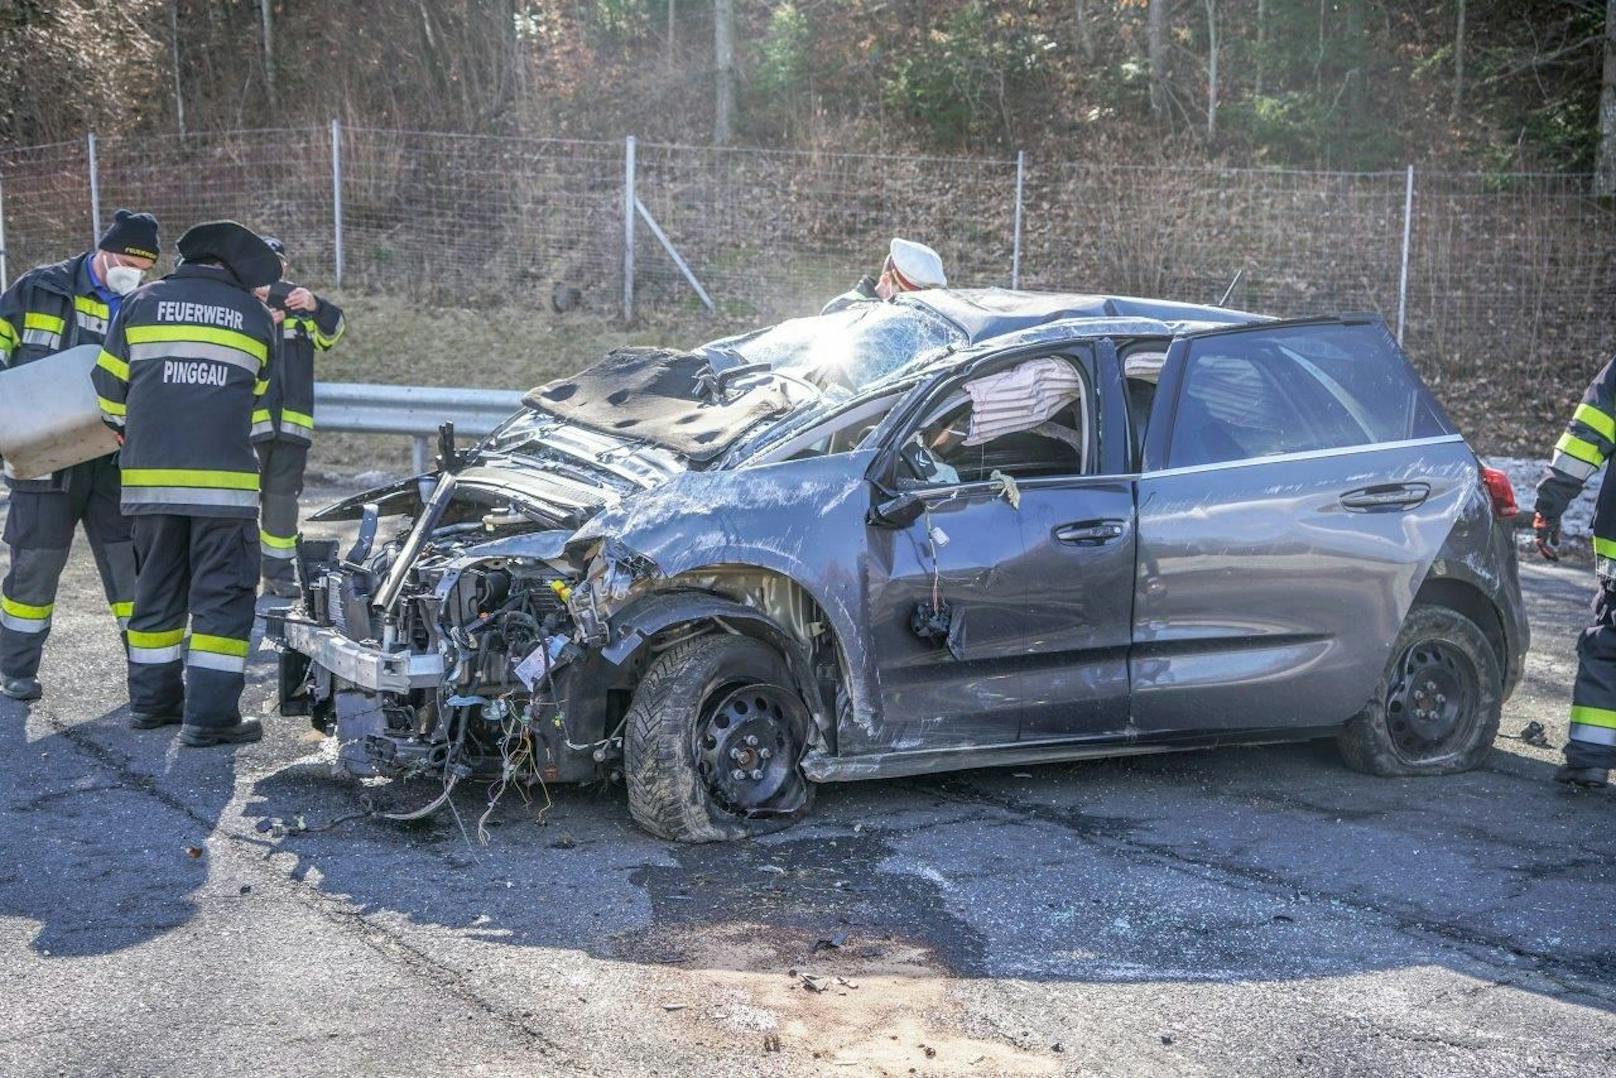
[90,264,278,519]
[1536,355,1616,579]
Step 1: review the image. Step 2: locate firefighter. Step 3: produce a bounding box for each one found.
[91,221,281,746]
[251,237,345,598]
[1534,355,1616,787]
[821,238,948,315]
[0,209,159,702]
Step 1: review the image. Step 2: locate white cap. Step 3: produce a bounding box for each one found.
[887,238,946,289]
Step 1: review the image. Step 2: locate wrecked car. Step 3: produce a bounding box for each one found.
[268,289,1528,842]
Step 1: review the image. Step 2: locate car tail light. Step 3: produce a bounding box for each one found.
[1479,466,1518,520]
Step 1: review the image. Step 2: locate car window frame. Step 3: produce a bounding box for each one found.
[871,341,1111,495]
[1141,315,1458,475]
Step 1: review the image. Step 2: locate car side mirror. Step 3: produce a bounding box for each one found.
[868,490,925,529]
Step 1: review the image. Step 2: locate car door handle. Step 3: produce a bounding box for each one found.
[1054,520,1127,545]
[1339,483,1431,511]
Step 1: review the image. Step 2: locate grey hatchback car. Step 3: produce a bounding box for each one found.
[271,289,1527,842]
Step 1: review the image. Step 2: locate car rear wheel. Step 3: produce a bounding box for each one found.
[1338,604,1501,776]
[624,633,815,842]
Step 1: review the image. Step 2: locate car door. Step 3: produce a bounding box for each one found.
[859,345,1136,754]
[1130,317,1473,736]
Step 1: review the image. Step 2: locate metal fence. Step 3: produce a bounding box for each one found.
[2,124,1613,423]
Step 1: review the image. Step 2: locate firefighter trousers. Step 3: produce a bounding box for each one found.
[256,440,307,587]
[1568,585,1616,770]
[1,455,135,678]
[126,514,258,728]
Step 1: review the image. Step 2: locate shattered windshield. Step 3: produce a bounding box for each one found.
[700,303,966,393]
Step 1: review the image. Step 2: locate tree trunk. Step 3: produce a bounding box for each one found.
[1205,0,1218,142]
[259,0,275,107]
[1598,0,1616,196]
[1074,0,1093,62]
[668,0,677,68]
[1148,0,1167,117]
[1451,0,1466,119]
[170,0,185,135]
[1255,0,1265,97]
[714,0,735,143]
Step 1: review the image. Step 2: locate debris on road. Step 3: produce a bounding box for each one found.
[811,932,848,953]
[1516,721,1552,748]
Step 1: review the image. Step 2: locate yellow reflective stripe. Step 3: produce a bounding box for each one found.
[125,323,267,363]
[0,318,18,348]
[127,627,186,648]
[1555,432,1605,467]
[1570,705,1616,730]
[259,529,298,549]
[281,409,314,429]
[121,468,259,491]
[311,317,345,349]
[96,395,126,416]
[1,596,53,619]
[74,295,110,319]
[96,350,129,381]
[23,311,65,334]
[109,601,134,617]
[1595,537,1616,560]
[251,408,271,423]
[253,378,269,396]
[190,633,250,657]
[1574,403,1616,444]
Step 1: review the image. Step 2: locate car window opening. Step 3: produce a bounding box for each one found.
[901,355,1092,486]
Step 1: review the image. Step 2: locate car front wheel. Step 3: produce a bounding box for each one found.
[624,632,815,842]
[1338,604,1502,776]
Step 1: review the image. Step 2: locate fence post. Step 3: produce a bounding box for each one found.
[1396,163,1414,345]
[623,135,637,322]
[0,172,8,292]
[87,132,101,243]
[1011,150,1025,289]
[331,119,344,288]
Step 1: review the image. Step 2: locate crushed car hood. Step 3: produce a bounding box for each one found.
[523,347,807,461]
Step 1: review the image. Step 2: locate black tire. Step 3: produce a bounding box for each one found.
[1338,604,1501,776]
[624,633,816,842]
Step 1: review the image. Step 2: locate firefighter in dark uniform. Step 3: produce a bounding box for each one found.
[1534,355,1616,786]
[91,221,281,746]
[251,237,345,597]
[0,209,159,702]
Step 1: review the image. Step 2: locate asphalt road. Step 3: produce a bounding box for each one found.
[2,489,1614,1077]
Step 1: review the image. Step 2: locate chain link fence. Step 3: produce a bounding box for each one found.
[2,125,1613,445]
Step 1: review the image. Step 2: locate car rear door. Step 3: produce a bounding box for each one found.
[1130,317,1474,736]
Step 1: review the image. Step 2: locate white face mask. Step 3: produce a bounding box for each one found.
[105,264,144,295]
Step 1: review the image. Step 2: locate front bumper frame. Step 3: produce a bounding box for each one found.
[275,614,444,694]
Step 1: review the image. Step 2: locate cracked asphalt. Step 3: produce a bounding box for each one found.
[2,486,1614,1077]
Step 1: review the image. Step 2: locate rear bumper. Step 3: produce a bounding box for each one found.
[274,614,443,694]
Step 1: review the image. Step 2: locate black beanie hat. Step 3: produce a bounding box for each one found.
[261,235,286,258]
[176,221,282,290]
[97,209,160,261]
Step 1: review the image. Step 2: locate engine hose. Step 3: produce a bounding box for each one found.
[379,774,461,821]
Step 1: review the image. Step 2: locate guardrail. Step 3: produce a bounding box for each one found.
[313,382,525,471]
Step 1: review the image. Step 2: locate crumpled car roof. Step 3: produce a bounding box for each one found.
[899,287,1262,343]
